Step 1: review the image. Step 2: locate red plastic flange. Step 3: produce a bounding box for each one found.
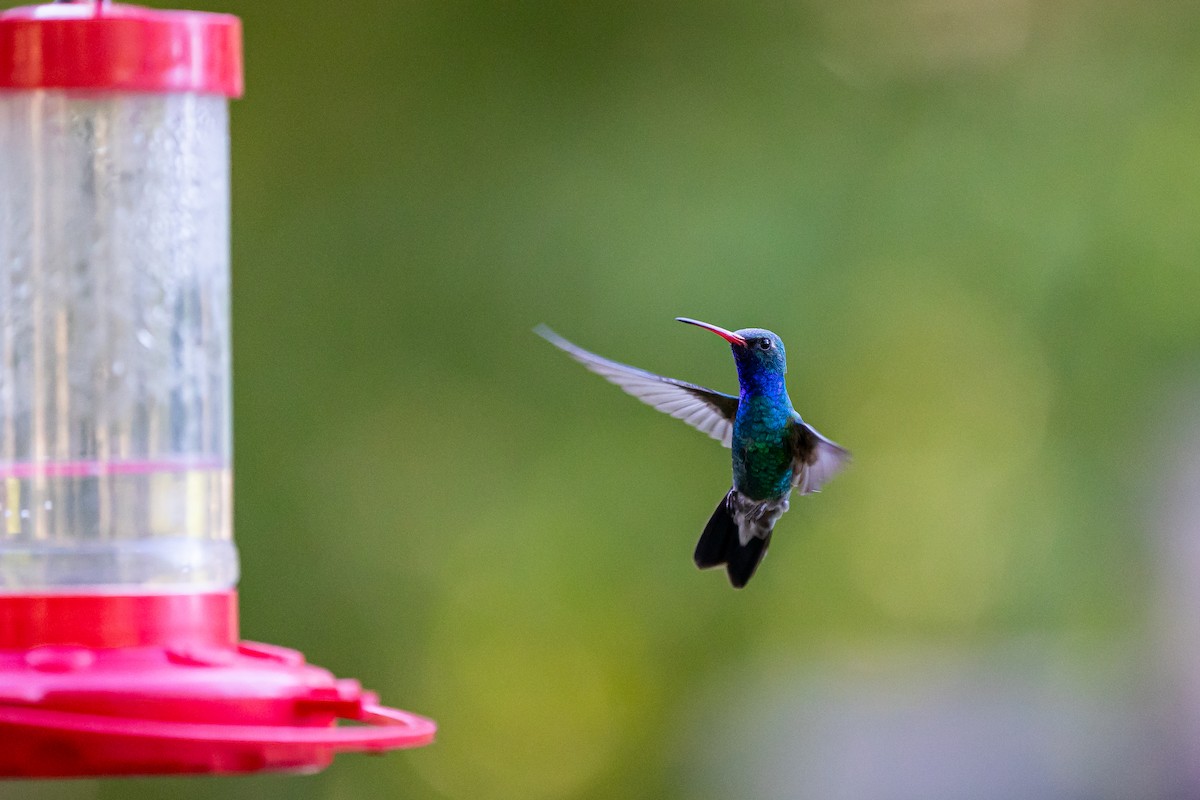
[0,701,436,750]
[0,2,242,96]
[0,592,436,777]
[0,689,436,776]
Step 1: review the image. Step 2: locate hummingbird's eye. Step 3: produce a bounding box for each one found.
[758,338,772,350]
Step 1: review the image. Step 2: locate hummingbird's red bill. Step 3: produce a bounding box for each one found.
[675,317,747,346]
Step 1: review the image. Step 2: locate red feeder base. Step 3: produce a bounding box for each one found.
[0,592,435,777]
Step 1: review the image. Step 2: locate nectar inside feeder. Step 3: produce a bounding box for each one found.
[0,1,434,777]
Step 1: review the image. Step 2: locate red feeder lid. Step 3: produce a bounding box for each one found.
[0,592,436,777]
[0,1,242,96]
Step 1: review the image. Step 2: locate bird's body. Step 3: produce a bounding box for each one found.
[536,318,848,588]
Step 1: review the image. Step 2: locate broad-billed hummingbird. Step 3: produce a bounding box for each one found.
[536,318,849,588]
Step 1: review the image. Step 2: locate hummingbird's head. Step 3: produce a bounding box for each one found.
[675,318,787,378]
[731,327,787,374]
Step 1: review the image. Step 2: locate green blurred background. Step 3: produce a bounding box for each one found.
[7,0,1200,797]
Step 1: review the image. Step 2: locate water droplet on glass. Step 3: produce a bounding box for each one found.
[137,329,154,348]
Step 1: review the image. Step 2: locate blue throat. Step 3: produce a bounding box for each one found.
[735,362,787,400]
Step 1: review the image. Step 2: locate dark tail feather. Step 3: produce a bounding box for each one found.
[694,490,771,588]
[694,491,737,569]
[726,532,770,588]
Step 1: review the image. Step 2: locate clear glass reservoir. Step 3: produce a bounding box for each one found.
[0,90,237,591]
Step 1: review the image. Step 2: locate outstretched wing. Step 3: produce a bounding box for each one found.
[790,419,851,495]
[536,325,739,447]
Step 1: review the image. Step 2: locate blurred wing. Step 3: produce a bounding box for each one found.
[536,325,739,447]
[791,420,850,495]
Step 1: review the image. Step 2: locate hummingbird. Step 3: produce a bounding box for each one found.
[536,318,849,588]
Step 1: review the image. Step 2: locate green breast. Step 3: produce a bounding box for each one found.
[731,399,794,500]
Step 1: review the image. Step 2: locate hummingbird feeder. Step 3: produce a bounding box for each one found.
[0,0,434,777]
